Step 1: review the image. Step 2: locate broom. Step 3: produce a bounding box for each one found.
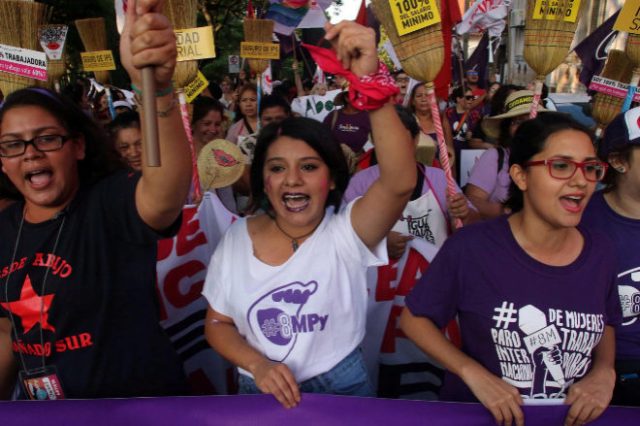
[47,58,66,93]
[244,18,273,130]
[164,0,202,202]
[591,50,634,136]
[622,33,640,112]
[0,0,49,96]
[371,0,461,228]
[75,17,118,121]
[523,0,583,118]
[243,18,273,76]
[74,18,110,85]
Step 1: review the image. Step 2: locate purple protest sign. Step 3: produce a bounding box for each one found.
[0,393,637,425]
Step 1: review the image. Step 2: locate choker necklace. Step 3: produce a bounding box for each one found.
[272,215,324,252]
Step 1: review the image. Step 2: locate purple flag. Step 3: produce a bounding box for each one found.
[574,10,620,87]
[467,32,490,89]
[453,33,490,90]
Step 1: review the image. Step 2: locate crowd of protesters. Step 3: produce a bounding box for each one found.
[0,6,638,426]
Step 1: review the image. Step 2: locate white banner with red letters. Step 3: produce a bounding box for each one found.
[361,237,460,398]
[156,192,237,395]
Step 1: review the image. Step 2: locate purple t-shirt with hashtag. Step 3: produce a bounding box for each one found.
[405,216,622,402]
[582,191,640,360]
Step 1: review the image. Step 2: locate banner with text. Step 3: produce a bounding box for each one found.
[156,192,237,395]
[0,44,47,81]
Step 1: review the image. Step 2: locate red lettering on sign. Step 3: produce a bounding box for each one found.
[375,258,399,302]
[163,260,206,308]
[379,248,430,353]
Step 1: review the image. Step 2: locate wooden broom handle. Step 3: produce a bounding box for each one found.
[142,67,161,167]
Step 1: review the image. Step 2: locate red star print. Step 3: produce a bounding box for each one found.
[0,274,55,334]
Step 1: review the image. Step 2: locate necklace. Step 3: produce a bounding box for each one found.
[272,215,324,252]
[4,206,66,372]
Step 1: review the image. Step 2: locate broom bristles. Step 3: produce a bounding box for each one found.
[75,17,110,84]
[523,1,582,77]
[243,19,274,42]
[592,50,635,129]
[47,59,66,85]
[244,19,274,75]
[0,1,49,95]
[164,0,199,88]
[371,0,443,83]
[626,34,640,67]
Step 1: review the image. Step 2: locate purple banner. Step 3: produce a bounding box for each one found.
[0,394,637,425]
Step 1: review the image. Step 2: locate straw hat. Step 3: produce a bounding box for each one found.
[197,139,246,190]
[481,90,547,139]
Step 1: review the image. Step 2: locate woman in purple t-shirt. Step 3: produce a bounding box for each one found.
[465,90,547,220]
[402,113,619,426]
[582,107,640,407]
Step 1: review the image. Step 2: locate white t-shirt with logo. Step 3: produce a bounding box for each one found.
[202,200,387,382]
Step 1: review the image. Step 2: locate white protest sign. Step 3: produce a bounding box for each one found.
[291,89,341,122]
[38,25,68,60]
[460,149,487,187]
[0,44,47,81]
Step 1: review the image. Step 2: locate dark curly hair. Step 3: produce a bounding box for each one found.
[0,87,124,201]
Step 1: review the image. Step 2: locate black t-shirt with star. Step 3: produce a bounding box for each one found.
[0,170,188,398]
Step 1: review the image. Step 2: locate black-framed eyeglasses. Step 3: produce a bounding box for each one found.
[525,158,608,182]
[0,135,70,158]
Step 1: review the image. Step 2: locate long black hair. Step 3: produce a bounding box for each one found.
[248,116,349,213]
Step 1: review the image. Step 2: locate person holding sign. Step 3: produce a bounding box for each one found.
[203,21,414,409]
[581,107,640,407]
[402,113,620,426]
[0,0,191,399]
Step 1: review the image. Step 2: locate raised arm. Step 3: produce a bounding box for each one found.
[324,22,415,249]
[120,0,191,231]
[292,60,307,97]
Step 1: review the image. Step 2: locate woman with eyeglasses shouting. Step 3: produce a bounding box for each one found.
[400,112,620,426]
[581,107,640,408]
[0,0,191,400]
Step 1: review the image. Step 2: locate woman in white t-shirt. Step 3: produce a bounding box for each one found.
[202,22,415,408]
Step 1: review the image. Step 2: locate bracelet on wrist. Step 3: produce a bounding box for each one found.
[133,92,178,117]
[130,82,175,98]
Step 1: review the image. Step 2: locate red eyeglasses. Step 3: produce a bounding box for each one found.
[524,158,608,182]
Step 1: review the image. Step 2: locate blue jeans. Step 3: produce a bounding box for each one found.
[238,348,374,397]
